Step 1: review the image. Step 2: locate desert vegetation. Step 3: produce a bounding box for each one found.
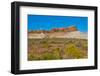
[28,38,88,61]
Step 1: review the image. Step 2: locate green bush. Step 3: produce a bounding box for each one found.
[40,52,56,60]
[52,48,61,59]
[28,53,39,60]
[40,48,61,60]
[42,43,51,48]
[64,43,84,59]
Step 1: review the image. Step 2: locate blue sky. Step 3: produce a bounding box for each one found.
[28,15,88,32]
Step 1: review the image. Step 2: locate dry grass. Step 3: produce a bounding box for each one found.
[28,38,88,61]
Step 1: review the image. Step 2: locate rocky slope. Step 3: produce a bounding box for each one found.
[28,26,87,39]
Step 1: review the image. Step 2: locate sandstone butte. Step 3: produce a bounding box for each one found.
[28,26,78,34]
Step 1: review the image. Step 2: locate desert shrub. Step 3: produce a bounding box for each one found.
[39,48,61,60]
[28,53,40,60]
[40,52,55,60]
[82,43,88,49]
[52,48,61,59]
[28,38,87,60]
[64,43,84,59]
[42,43,51,48]
[41,40,47,44]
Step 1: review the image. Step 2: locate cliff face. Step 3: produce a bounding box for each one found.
[67,26,78,32]
[51,26,77,32]
[29,26,78,33]
[28,26,87,39]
